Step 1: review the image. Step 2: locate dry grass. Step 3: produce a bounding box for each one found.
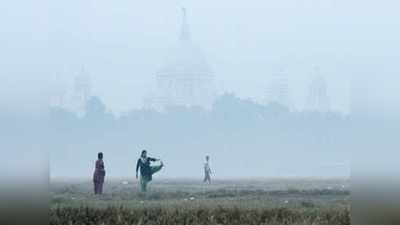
[50,178,350,225]
[51,206,349,225]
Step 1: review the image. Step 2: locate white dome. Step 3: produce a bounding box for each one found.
[157,40,213,78]
[157,7,212,79]
[150,8,215,110]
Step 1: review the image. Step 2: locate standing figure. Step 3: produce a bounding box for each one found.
[93,152,106,195]
[136,150,163,192]
[203,155,212,184]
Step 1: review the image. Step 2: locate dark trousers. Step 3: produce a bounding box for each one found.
[140,165,163,192]
[204,172,211,183]
[94,181,104,194]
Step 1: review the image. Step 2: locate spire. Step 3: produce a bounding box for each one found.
[180,7,191,41]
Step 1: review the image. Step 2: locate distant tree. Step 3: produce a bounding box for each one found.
[83,96,114,126]
[265,102,289,116]
[85,96,106,116]
[49,106,78,125]
[213,93,268,122]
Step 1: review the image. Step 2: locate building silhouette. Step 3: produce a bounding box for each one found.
[49,73,67,108]
[305,68,330,112]
[148,8,215,110]
[50,66,92,116]
[266,67,291,109]
[71,66,91,115]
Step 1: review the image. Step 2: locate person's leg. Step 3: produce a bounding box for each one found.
[94,182,98,194]
[150,165,163,175]
[99,182,103,194]
[205,173,211,183]
[140,177,147,192]
[95,181,101,194]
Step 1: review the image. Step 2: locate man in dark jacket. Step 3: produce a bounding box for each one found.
[136,150,163,192]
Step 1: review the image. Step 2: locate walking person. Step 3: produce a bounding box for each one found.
[93,152,106,195]
[136,150,164,192]
[203,155,212,184]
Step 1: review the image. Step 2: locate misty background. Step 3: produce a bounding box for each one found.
[1,0,400,179]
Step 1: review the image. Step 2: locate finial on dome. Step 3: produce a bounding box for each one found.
[182,7,186,18]
[180,7,191,41]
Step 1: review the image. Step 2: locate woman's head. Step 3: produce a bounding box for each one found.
[98,152,103,159]
[141,150,147,158]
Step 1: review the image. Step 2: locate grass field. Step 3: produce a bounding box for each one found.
[50,178,350,225]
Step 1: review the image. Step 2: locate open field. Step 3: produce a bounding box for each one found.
[50,178,350,225]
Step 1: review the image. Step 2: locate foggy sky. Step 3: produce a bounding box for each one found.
[1,0,399,115]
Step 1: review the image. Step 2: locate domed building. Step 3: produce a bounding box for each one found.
[149,8,215,110]
[265,67,291,109]
[50,66,92,117]
[305,68,331,113]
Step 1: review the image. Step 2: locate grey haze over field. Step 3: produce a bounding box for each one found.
[1,0,399,115]
[1,0,400,179]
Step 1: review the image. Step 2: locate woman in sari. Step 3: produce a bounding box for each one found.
[93,152,106,195]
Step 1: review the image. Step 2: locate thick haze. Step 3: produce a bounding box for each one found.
[1,0,400,179]
[1,0,399,114]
